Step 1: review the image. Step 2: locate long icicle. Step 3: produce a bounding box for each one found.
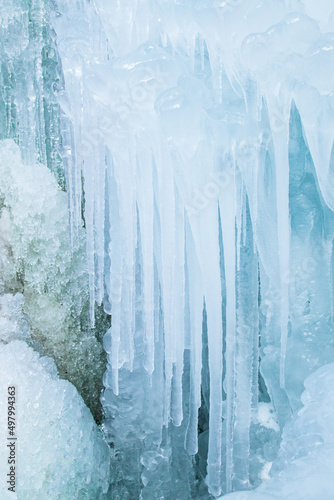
[219,155,237,494]
[267,93,291,389]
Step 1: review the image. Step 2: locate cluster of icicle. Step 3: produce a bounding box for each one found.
[51,0,334,497]
[0,0,64,185]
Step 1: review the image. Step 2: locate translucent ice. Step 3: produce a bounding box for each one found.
[222,363,334,500]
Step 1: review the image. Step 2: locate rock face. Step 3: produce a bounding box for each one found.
[0,340,112,500]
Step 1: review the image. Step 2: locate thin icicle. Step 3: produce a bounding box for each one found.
[233,197,259,491]
[252,263,260,410]
[170,186,185,427]
[266,93,292,388]
[188,205,223,498]
[184,216,203,456]
[153,144,177,425]
[218,157,237,495]
[136,142,155,375]
[82,142,96,327]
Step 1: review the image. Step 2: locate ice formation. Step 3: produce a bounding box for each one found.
[0,340,112,500]
[222,363,334,500]
[0,294,30,344]
[0,139,108,421]
[48,0,334,497]
[1,0,334,498]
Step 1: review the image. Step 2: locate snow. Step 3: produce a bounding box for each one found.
[0,340,111,500]
[0,139,106,422]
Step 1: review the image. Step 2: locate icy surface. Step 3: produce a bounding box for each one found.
[0,340,111,500]
[0,0,64,186]
[222,363,334,500]
[0,293,30,343]
[0,139,106,421]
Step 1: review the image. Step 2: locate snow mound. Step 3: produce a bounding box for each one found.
[0,340,112,500]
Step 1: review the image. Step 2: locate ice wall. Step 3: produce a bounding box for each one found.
[48,0,334,497]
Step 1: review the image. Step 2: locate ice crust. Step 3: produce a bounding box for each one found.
[0,339,111,500]
[0,294,30,343]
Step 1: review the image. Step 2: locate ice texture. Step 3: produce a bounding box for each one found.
[0,340,111,500]
[0,0,65,187]
[222,363,334,500]
[0,139,107,422]
[1,0,334,498]
[48,0,334,497]
[0,293,30,343]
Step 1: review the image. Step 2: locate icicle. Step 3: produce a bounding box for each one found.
[105,155,122,394]
[293,87,334,212]
[184,217,203,456]
[236,179,244,272]
[187,205,223,498]
[112,142,137,371]
[94,132,105,307]
[136,141,155,375]
[252,263,260,410]
[170,186,185,427]
[266,93,292,389]
[218,156,237,495]
[81,136,96,327]
[155,148,176,426]
[233,197,259,491]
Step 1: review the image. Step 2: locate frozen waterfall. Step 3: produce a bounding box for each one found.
[2,0,334,499]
